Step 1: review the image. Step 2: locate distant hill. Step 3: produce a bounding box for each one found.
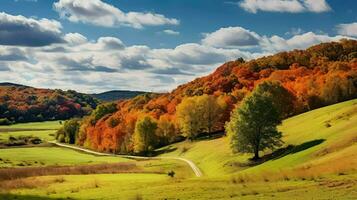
[0,83,98,125]
[91,90,147,102]
[0,82,29,87]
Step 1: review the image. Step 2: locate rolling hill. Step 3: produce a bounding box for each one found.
[0,83,98,124]
[159,98,357,179]
[90,90,148,102]
[76,39,357,154]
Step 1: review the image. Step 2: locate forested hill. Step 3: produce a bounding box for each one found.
[91,90,148,102]
[0,84,98,125]
[75,39,357,154]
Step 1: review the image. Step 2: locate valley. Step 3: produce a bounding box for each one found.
[0,99,356,199]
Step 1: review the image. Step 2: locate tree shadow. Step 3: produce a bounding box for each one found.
[152,146,177,156]
[0,193,73,200]
[195,130,225,141]
[244,139,325,167]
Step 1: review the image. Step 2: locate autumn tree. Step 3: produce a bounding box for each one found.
[226,88,283,160]
[196,94,225,135]
[254,81,295,118]
[321,74,356,105]
[177,95,226,139]
[133,116,157,155]
[176,97,201,140]
[156,115,177,145]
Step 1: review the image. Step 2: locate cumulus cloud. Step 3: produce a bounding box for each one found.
[53,0,179,29]
[0,12,64,46]
[261,32,349,52]
[64,32,87,45]
[337,22,357,37]
[0,22,352,93]
[202,27,260,48]
[0,47,29,61]
[200,26,350,54]
[163,29,180,35]
[238,0,331,13]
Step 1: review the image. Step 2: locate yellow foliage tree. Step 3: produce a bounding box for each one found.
[133,116,157,154]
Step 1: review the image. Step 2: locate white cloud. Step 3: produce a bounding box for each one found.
[239,0,331,13]
[0,12,63,46]
[337,22,357,37]
[53,0,179,29]
[261,32,348,52]
[285,27,304,36]
[303,0,331,13]
[202,26,260,48]
[163,29,180,35]
[64,32,87,45]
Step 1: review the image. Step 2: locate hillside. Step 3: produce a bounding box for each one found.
[159,98,357,178]
[1,100,356,199]
[0,84,98,124]
[91,90,148,102]
[77,39,357,153]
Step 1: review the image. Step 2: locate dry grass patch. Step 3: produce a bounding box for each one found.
[0,162,157,181]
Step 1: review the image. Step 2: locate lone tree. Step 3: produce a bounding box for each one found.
[226,86,283,160]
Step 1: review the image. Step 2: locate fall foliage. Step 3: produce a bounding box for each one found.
[0,85,98,124]
[70,40,356,154]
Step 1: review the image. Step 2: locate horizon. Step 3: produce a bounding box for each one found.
[0,0,356,93]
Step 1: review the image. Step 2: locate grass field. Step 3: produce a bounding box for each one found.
[0,121,62,143]
[0,100,356,199]
[0,173,356,199]
[0,147,129,168]
[0,121,62,130]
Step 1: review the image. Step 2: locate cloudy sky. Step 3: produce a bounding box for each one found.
[0,0,356,93]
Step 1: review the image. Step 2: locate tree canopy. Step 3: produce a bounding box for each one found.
[226,84,283,159]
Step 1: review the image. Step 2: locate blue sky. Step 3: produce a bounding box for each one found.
[0,0,356,92]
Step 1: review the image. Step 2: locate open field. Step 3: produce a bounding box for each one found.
[0,173,356,199]
[0,121,62,130]
[0,130,56,143]
[0,99,357,199]
[0,147,129,168]
[0,121,62,144]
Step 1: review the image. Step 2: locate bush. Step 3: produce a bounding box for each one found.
[0,118,12,125]
[167,170,175,178]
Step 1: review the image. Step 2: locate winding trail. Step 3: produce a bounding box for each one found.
[49,141,202,177]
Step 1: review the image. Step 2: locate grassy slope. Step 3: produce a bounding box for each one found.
[159,99,357,177]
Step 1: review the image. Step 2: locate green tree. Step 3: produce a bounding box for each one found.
[90,103,117,125]
[56,119,80,144]
[133,116,157,154]
[226,89,283,160]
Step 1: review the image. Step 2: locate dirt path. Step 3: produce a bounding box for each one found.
[49,141,203,177]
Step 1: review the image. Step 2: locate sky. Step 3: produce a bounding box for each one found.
[0,0,356,93]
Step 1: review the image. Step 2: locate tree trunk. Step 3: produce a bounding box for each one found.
[253,148,259,160]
